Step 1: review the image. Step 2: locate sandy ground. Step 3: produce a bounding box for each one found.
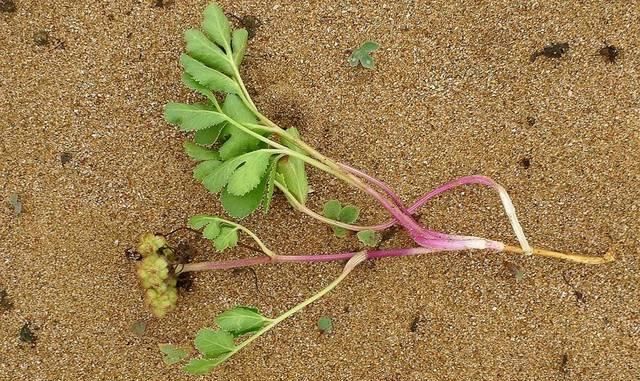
[1,0,639,380]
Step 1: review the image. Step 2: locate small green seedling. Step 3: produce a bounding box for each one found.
[348,41,379,69]
[322,200,360,237]
[133,2,614,375]
[318,316,333,334]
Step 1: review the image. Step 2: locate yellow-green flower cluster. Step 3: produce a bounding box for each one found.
[136,234,178,317]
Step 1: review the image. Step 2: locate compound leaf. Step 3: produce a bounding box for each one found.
[202,3,231,50]
[226,151,271,196]
[214,226,238,251]
[262,155,281,214]
[182,73,216,103]
[180,54,239,94]
[277,128,309,204]
[194,328,235,357]
[188,214,216,230]
[202,221,221,240]
[165,103,226,131]
[194,125,224,145]
[332,226,347,238]
[185,29,234,75]
[219,94,261,160]
[183,357,226,375]
[338,205,360,224]
[193,160,222,181]
[231,28,249,67]
[357,230,381,247]
[323,200,342,220]
[200,151,263,194]
[184,141,220,161]
[220,178,266,219]
[215,307,269,336]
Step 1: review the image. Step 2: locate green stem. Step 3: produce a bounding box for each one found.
[275,181,374,231]
[219,252,367,363]
[213,217,275,257]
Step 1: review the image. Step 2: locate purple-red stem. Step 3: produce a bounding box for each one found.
[179,247,435,273]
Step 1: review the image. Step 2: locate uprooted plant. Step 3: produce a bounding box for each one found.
[134,3,614,375]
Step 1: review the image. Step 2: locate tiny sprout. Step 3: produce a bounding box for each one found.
[318,316,333,334]
[349,41,379,69]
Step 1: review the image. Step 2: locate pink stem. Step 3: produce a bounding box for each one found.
[178,247,440,273]
[338,168,512,251]
[338,162,409,211]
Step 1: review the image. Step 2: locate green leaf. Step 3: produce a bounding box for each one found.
[277,128,309,204]
[193,160,222,181]
[188,214,215,229]
[349,41,379,69]
[231,28,249,67]
[184,141,220,161]
[203,221,221,240]
[194,125,224,145]
[220,178,265,219]
[164,102,226,131]
[332,226,347,238]
[357,230,381,247]
[214,226,238,251]
[184,29,234,75]
[323,200,342,220]
[201,151,267,194]
[202,3,232,50]
[159,344,188,365]
[215,307,270,336]
[359,41,380,52]
[318,316,333,333]
[219,94,261,160]
[182,73,216,103]
[338,205,360,224]
[183,357,226,375]
[194,328,235,357]
[262,156,281,214]
[180,54,240,94]
[226,150,271,195]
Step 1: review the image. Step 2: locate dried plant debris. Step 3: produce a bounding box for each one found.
[8,193,22,215]
[0,287,13,311]
[34,31,49,46]
[503,261,525,281]
[0,0,16,13]
[60,152,73,165]
[19,322,37,345]
[230,14,261,39]
[130,320,147,336]
[599,43,619,63]
[530,42,569,62]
